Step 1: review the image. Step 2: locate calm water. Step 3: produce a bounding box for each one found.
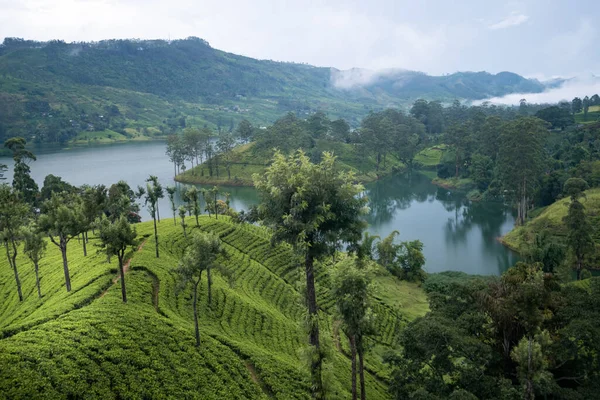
[0,141,518,275]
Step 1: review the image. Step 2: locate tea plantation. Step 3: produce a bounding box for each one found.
[0,216,428,399]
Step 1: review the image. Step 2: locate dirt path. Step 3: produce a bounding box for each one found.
[99,240,147,298]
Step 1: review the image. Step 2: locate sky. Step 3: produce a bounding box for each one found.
[0,0,598,80]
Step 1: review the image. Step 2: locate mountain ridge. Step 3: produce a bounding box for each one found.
[0,37,556,143]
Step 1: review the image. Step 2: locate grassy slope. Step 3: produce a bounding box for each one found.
[575,105,600,124]
[0,216,428,399]
[502,188,600,252]
[176,141,405,186]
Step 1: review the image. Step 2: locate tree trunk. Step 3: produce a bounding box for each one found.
[118,252,127,303]
[193,277,201,347]
[34,260,41,298]
[173,161,177,178]
[157,204,161,223]
[576,258,582,280]
[207,266,212,307]
[6,241,23,302]
[153,216,159,258]
[60,238,72,292]
[82,232,87,256]
[195,213,199,226]
[358,341,366,400]
[305,251,323,399]
[85,231,89,243]
[350,334,358,400]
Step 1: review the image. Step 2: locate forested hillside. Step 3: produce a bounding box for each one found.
[0,37,551,145]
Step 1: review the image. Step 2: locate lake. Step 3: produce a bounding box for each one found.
[0,141,518,275]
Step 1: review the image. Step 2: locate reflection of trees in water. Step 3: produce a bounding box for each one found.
[364,173,437,225]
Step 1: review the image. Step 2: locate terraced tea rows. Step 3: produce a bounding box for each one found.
[0,216,428,399]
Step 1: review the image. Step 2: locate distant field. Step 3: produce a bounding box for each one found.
[413,144,447,168]
[575,105,600,124]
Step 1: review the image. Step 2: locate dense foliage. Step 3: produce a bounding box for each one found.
[387,264,600,399]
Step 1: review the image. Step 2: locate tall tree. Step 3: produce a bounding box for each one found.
[497,117,547,225]
[166,186,177,225]
[142,177,163,258]
[178,206,187,238]
[563,178,594,280]
[185,186,201,226]
[38,192,85,292]
[0,185,30,301]
[175,231,226,347]
[22,224,47,299]
[4,137,38,205]
[217,132,235,180]
[332,259,373,400]
[445,123,472,178]
[253,150,367,399]
[571,97,583,114]
[236,119,254,143]
[97,216,137,302]
[146,175,164,222]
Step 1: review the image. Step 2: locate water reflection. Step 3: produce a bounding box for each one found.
[363,173,519,275]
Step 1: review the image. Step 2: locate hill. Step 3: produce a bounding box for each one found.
[0,37,550,145]
[502,188,600,257]
[0,216,428,399]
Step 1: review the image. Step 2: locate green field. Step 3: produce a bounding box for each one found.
[574,105,600,124]
[413,144,447,168]
[0,216,428,399]
[502,188,600,253]
[176,140,406,186]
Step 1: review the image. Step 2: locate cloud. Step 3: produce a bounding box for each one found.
[477,75,600,105]
[488,12,529,30]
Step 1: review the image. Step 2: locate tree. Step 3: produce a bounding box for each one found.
[40,174,76,201]
[0,185,30,301]
[146,175,164,222]
[185,186,201,225]
[0,163,6,181]
[166,186,177,225]
[97,216,137,302]
[217,132,235,179]
[38,192,86,292]
[445,123,472,178]
[497,117,547,225]
[139,175,164,258]
[572,97,583,114]
[563,178,593,280]
[178,206,187,238]
[22,224,47,299]
[329,119,350,143]
[4,137,38,205]
[591,94,600,106]
[108,181,140,222]
[253,150,367,398]
[583,96,590,121]
[175,231,225,347]
[236,119,254,143]
[332,259,373,400]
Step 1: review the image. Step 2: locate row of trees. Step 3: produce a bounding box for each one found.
[165,126,240,178]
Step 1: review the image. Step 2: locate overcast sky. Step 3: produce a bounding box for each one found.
[0,0,598,79]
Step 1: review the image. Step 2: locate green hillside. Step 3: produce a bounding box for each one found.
[176,140,405,186]
[0,216,428,399]
[502,188,600,254]
[0,37,549,145]
[575,105,600,124]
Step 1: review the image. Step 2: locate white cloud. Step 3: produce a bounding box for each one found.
[488,12,529,30]
[477,75,600,105]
